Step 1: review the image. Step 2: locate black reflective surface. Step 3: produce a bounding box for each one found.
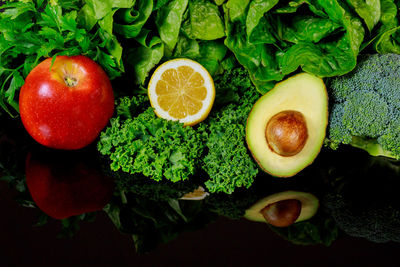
[1,115,400,266]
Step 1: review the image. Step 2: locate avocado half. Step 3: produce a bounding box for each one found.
[244,191,319,226]
[246,73,328,177]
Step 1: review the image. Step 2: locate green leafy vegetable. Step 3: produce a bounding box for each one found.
[200,68,260,194]
[170,36,228,76]
[346,0,381,32]
[98,96,204,183]
[99,65,261,194]
[0,0,125,116]
[373,0,400,53]
[155,0,189,52]
[113,0,153,38]
[126,30,165,84]
[224,0,365,93]
[181,0,225,40]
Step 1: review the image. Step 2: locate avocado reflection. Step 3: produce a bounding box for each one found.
[204,150,338,246]
[25,147,114,220]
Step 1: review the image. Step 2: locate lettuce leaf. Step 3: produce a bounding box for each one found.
[224,0,365,94]
[373,0,400,53]
[155,0,189,52]
[113,0,153,38]
[0,0,125,116]
[181,0,225,40]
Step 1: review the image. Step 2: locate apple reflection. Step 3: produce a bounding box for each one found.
[25,147,114,220]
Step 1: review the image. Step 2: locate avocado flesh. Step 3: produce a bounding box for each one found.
[246,73,328,177]
[244,190,319,224]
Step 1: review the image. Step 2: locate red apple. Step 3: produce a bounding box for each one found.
[19,55,114,150]
[25,148,115,220]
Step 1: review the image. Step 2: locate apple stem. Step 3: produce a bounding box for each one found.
[64,76,78,87]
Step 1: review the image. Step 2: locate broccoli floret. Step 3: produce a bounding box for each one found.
[342,91,389,137]
[327,53,400,159]
[378,109,400,157]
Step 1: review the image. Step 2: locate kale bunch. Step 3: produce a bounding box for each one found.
[327,53,400,159]
[200,67,261,194]
[98,96,204,183]
[100,66,262,195]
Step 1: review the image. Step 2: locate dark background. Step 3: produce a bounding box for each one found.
[1,180,399,267]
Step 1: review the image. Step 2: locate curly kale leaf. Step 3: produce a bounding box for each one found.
[115,95,149,119]
[212,67,255,107]
[200,67,260,194]
[98,107,204,183]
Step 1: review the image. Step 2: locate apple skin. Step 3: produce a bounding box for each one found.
[25,148,115,220]
[19,55,114,150]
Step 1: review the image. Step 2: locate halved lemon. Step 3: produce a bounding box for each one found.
[148,58,215,126]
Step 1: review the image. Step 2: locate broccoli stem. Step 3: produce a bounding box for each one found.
[350,136,397,160]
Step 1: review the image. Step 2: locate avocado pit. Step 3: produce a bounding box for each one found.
[265,110,308,157]
[260,199,302,227]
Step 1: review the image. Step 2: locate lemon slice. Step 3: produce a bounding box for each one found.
[148,58,215,126]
